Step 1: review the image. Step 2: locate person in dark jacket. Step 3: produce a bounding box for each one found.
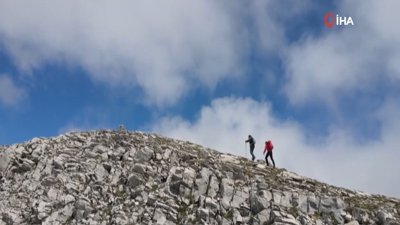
[263,140,275,168]
[245,135,256,161]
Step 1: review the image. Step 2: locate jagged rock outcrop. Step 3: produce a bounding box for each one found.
[0,130,399,225]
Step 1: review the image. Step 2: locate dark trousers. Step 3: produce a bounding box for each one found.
[250,144,255,161]
[265,151,275,167]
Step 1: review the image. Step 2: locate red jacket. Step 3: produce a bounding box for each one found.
[264,140,273,153]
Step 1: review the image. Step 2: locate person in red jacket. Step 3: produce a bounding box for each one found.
[263,140,275,168]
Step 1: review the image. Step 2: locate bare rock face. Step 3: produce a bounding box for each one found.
[0,130,400,225]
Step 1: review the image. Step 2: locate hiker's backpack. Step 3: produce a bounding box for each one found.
[266,140,274,151]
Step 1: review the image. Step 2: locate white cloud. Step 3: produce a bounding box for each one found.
[0,0,248,106]
[0,0,313,107]
[153,97,400,198]
[284,0,400,105]
[248,0,312,54]
[0,75,25,107]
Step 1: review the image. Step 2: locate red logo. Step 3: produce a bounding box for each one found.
[324,12,335,28]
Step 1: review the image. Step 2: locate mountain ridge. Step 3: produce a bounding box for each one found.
[0,130,399,225]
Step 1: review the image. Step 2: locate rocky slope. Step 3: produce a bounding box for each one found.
[0,130,399,225]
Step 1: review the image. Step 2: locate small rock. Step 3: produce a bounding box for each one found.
[93,145,109,154]
[102,163,112,173]
[0,153,11,172]
[198,208,209,220]
[345,213,353,222]
[257,209,271,223]
[345,221,360,225]
[37,201,52,220]
[127,174,142,188]
[132,164,146,174]
[53,156,64,169]
[153,209,166,224]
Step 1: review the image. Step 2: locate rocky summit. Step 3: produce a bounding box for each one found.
[0,130,399,225]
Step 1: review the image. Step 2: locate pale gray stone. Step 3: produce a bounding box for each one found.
[319,196,335,213]
[127,174,142,188]
[94,164,108,181]
[257,209,271,223]
[93,145,109,154]
[43,203,74,224]
[132,163,146,174]
[37,201,52,220]
[345,213,353,222]
[53,156,65,169]
[163,149,171,160]
[205,197,219,210]
[196,167,212,196]
[273,190,292,208]
[153,208,167,224]
[198,208,209,220]
[344,221,360,225]
[250,195,269,214]
[134,147,153,162]
[221,178,234,208]
[275,217,301,225]
[0,153,11,172]
[307,195,319,214]
[0,130,398,225]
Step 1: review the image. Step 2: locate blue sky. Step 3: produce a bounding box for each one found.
[1,0,400,198]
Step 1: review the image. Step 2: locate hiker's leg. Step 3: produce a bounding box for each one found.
[265,153,269,166]
[270,152,275,168]
[250,146,255,161]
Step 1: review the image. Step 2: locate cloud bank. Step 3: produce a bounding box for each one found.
[0,0,314,107]
[0,0,249,106]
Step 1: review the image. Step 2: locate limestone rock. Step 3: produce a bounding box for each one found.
[0,153,10,172]
[0,130,399,225]
[345,221,360,225]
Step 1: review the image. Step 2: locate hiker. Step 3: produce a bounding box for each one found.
[245,135,256,161]
[264,140,275,168]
